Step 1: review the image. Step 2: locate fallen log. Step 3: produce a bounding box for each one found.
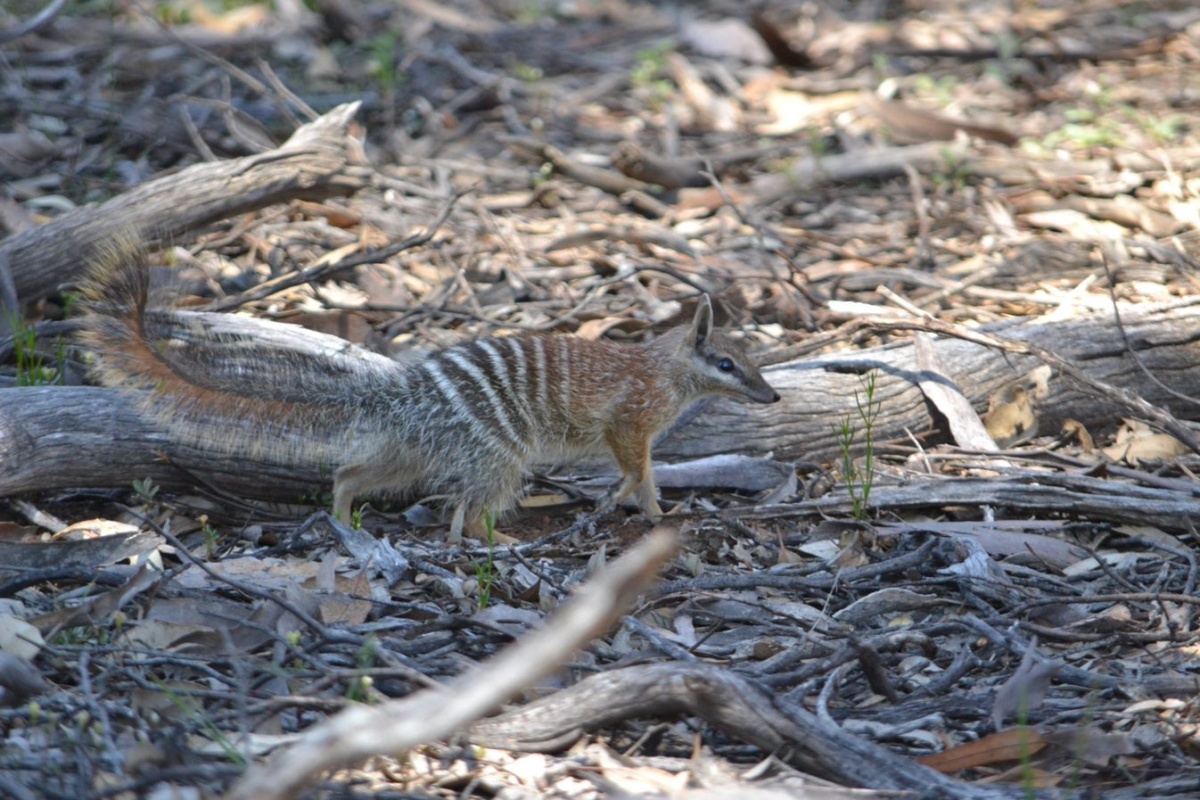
[1,299,1196,511]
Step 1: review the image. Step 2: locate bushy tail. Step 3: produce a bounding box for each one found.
[78,240,394,465]
[78,236,175,398]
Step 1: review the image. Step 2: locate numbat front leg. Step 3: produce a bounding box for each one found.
[606,427,664,521]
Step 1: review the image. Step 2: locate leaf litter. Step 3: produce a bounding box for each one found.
[2,0,1200,798]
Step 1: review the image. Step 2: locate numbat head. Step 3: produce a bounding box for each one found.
[81,249,780,539]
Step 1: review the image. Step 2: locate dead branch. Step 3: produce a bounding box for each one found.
[749,139,971,205]
[665,298,1200,465]
[0,0,68,43]
[0,102,371,304]
[468,661,1027,799]
[852,313,1200,455]
[742,472,1200,533]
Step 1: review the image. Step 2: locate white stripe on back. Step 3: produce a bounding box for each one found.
[442,349,523,448]
[421,359,487,441]
[556,338,570,412]
[532,337,549,412]
[493,338,535,429]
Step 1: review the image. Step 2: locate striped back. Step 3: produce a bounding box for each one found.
[385,296,779,475]
[400,336,627,461]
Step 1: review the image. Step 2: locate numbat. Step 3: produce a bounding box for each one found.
[81,250,780,537]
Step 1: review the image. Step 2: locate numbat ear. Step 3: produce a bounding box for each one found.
[690,295,713,348]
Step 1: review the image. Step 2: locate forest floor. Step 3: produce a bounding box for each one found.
[2,1,1200,798]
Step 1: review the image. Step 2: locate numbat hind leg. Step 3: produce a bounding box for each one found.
[446,505,492,543]
[332,457,420,522]
[446,466,523,541]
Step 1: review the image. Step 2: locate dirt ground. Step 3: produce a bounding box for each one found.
[2,1,1200,798]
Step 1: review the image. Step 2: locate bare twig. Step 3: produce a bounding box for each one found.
[1102,250,1200,409]
[0,0,67,43]
[204,188,466,312]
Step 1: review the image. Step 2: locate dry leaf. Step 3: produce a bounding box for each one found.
[678,15,772,64]
[1062,603,1134,633]
[756,88,859,136]
[187,2,271,35]
[1060,419,1095,451]
[49,518,139,542]
[316,563,373,627]
[144,595,279,653]
[992,637,1062,728]
[833,587,950,626]
[123,620,214,654]
[667,52,740,133]
[983,385,1038,447]
[775,539,805,565]
[0,128,58,178]
[30,562,161,634]
[1103,419,1189,464]
[795,538,841,561]
[1063,550,1143,577]
[0,523,160,579]
[1021,208,1126,241]
[939,539,1010,585]
[177,556,321,593]
[749,11,814,68]
[1065,195,1184,238]
[574,317,628,341]
[863,92,1019,146]
[918,727,1047,772]
[985,763,1063,787]
[1043,727,1135,764]
[880,520,1086,569]
[0,652,48,708]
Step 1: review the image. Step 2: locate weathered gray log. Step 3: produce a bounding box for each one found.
[0,385,320,505]
[0,310,377,507]
[0,300,1196,510]
[671,296,1200,463]
[0,102,370,304]
[744,474,1200,533]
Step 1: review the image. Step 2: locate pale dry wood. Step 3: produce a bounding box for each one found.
[749,139,1200,206]
[1,300,1196,508]
[467,661,1027,799]
[749,139,971,206]
[224,528,680,800]
[741,473,1199,533]
[669,298,1200,463]
[0,102,371,304]
[911,333,1000,452]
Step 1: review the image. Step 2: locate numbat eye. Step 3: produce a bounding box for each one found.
[717,358,735,373]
